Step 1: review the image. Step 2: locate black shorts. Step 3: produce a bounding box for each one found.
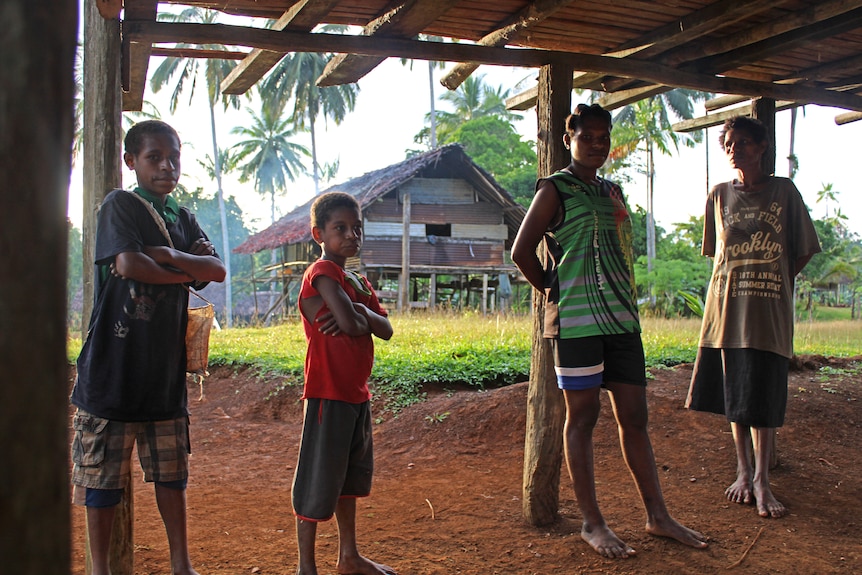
[551,332,647,390]
[686,347,789,428]
[291,398,374,521]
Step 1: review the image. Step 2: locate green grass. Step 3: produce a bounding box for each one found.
[66,310,861,411]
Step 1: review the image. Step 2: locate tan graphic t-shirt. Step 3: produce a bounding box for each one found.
[699,177,821,358]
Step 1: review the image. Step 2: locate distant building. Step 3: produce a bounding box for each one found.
[233,144,527,316]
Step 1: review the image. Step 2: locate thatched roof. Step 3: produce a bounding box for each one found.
[233,143,525,254]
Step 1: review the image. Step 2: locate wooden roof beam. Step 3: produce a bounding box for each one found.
[835,111,862,124]
[672,100,800,133]
[439,0,573,91]
[151,47,249,60]
[123,21,862,112]
[596,85,672,111]
[220,0,341,95]
[121,0,158,111]
[316,0,460,88]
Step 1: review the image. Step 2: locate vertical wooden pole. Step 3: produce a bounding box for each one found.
[429,272,437,309]
[482,274,489,315]
[751,98,776,176]
[0,1,77,573]
[399,190,412,312]
[750,97,780,468]
[522,63,573,526]
[82,1,131,573]
[82,0,124,335]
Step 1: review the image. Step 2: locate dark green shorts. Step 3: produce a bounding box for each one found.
[291,398,373,521]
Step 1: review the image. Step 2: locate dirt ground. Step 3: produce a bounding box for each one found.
[69,355,861,575]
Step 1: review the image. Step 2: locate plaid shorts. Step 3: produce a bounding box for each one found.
[70,409,190,505]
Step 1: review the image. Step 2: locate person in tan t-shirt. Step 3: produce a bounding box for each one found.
[686,116,821,519]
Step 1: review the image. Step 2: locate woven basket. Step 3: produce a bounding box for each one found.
[185,301,214,374]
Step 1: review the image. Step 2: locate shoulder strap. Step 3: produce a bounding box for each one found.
[124,190,212,303]
[125,190,174,248]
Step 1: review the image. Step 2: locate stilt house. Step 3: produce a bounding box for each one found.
[233,144,527,313]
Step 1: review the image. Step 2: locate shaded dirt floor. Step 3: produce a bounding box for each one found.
[70,355,861,574]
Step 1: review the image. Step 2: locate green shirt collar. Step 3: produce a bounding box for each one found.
[134,187,180,223]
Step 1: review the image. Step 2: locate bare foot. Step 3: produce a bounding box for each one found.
[725,475,754,505]
[581,522,636,559]
[645,516,709,550]
[753,483,787,518]
[337,554,397,575]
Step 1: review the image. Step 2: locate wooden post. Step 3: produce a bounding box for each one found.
[522,63,573,526]
[82,2,131,573]
[399,189,412,312]
[429,272,437,309]
[751,97,780,469]
[0,1,77,573]
[83,0,124,335]
[751,98,777,176]
[481,273,489,315]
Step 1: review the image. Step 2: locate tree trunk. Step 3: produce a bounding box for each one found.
[428,61,437,149]
[209,103,233,327]
[311,113,320,194]
[0,1,76,573]
[646,138,656,306]
[522,63,571,527]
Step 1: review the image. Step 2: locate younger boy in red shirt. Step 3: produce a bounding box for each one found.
[293,191,395,575]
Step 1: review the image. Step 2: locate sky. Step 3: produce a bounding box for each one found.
[68,37,862,239]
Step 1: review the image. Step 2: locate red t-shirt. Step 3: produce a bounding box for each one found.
[299,259,387,403]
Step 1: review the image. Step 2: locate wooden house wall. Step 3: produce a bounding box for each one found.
[365,196,504,225]
[360,178,509,269]
[360,238,502,268]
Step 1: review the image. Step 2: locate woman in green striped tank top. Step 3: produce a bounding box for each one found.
[512,103,709,559]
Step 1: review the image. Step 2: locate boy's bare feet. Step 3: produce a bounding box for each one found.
[645,517,709,549]
[725,474,754,505]
[753,482,787,518]
[336,554,397,575]
[581,522,636,559]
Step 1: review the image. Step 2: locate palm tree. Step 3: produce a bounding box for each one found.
[149,7,242,327]
[400,35,447,149]
[433,74,520,142]
[231,101,310,225]
[232,100,310,321]
[613,89,708,303]
[260,27,358,194]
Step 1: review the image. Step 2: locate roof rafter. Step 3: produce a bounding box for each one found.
[438,0,573,91]
[573,0,779,92]
[316,0,461,88]
[122,20,862,112]
[220,0,341,95]
[509,0,778,110]
[602,0,862,95]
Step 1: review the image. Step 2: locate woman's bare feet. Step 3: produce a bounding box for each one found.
[753,481,787,518]
[581,522,636,559]
[336,554,397,575]
[725,474,754,505]
[645,516,709,549]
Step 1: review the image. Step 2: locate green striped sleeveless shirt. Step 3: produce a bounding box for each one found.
[542,171,640,339]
